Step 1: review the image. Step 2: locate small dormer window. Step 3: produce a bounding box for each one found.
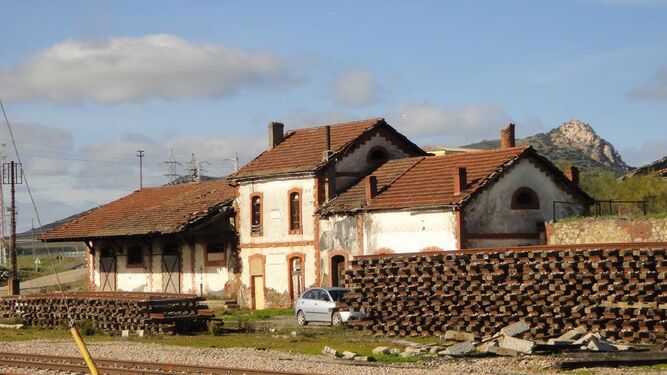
[368,146,389,164]
[511,187,540,210]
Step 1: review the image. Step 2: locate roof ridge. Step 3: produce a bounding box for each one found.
[287,117,383,132]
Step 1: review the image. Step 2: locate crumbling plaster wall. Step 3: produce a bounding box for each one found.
[318,214,360,285]
[546,217,667,245]
[334,133,410,193]
[363,210,457,253]
[92,237,236,295]
[463,158,585,245]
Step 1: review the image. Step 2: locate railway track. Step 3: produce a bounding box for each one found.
[0,351,310,374]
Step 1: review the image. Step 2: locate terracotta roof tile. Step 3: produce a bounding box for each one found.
[322,146,567,213]
[232,118,388,179]
[44,180,236,241]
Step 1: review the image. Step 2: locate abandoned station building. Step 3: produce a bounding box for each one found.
[45,119,593,309]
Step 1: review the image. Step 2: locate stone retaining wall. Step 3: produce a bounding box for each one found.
[546,218,667,245]
[341,244,667,344]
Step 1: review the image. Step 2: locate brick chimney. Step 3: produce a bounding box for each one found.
[454,167,467,195]
[565,165,580,185]
[500,123,516,149]
[325,125,331,151]
[365,175,378,203]
[268,122,284,149]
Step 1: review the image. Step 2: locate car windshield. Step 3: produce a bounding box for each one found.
[328,289,349,302]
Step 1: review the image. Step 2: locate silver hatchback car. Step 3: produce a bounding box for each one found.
[295,287,367,326]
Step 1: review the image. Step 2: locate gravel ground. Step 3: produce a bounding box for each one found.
[0,339,666,375]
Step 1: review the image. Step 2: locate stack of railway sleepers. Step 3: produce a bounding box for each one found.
[0,292,215,334]
[341,246,667,344]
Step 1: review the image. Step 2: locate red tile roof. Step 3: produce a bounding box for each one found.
[321,146,592,213]
[232,118,423,179]
[44,180,236,241]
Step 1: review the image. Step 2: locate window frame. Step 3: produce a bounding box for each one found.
[126,244,144,268]
[511,187,540,210]
[288,188,303,234]
[250,193,263,236]
[205,240,227,267]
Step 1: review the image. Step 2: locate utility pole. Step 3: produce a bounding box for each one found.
[137,150,144,190]
[3,161,22,295]
[0,143,6,266]
[223,152,240,173]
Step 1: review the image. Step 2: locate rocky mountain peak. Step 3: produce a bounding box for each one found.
[544,119,628,171]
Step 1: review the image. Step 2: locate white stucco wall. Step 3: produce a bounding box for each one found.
[92,237,234,295]
[363,210,457,254]
[334,133,410,193]
[463,158,586,244]
[237,177,317,244]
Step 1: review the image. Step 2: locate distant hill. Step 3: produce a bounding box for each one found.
[464,120,630,174]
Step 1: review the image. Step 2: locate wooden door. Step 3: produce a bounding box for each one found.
[99,257,116,291]
[253,276,265,310]
[162,254,181,293]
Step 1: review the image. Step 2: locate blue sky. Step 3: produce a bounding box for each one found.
[1,0,666,230]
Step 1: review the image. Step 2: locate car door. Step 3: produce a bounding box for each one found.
[299,290,317,321]
[312,289,335,321]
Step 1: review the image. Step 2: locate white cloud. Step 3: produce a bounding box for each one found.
[281,108,358,129]
[388,103,513,144]
[0,34,297,104]
[621,138,667,167]
[330,69,380,107]
[628,65,667,101]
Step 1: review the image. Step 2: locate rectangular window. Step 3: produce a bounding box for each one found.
[127,245,143,267]
[206,241,227,266]
[289,190,302,233]
[251,194,262,235]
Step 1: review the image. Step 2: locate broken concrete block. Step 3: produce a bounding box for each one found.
[135,329,145,337]
[556,326,587,341]
[400,351,415,358]
[500,320,530,337]
[475,338,499,353]
[499,335,535,354]
[443,330,475,342]
[444,341,475,356]
[121,329,130,338]
[485,345,519,357]
[372,346,390,355]
[429,346,443,354]
[389,348,401,355]
[587,337,617,352]
[0,324,23,329]
[573,332,602,346]
[404,345,424,354]
[341,351,357,360]
[322,346,341,357]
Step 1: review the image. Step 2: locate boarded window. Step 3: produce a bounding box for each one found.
[206,241,227,265]
[289,192,301,232]
[251,195,262,235]
[127,245,143,267]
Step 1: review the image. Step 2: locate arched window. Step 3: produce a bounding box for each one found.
[511,187,540,210]
[251,194,262,235]
[289,190,302,233]
[367,146,389,164]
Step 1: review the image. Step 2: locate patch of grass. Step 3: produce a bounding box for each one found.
[0,326,71,341]
[217,307,294,322]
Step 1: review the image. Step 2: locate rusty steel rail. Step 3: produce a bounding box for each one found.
[0,351,312,375]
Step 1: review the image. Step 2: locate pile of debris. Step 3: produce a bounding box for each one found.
[323,321,635,363]
[0,292,216,334]
[342,247,667,343]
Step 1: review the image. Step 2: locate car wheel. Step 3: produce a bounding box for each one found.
[297,310,308,326]
[331,311,343,327]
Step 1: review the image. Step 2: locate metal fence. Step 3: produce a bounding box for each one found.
[552,197,663,222]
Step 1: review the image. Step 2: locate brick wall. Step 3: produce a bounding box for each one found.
[546,218,667,245]
[341,244,667,344]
